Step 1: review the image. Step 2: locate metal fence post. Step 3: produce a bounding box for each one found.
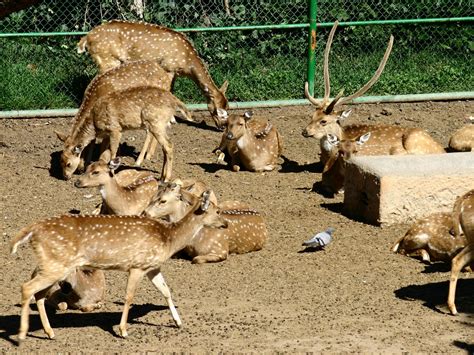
[306,0,317,96]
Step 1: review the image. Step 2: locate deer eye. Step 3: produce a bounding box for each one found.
[92,171,100,175]
[160,199,167,204]
[66,163,72,168]
[320,120,327,126]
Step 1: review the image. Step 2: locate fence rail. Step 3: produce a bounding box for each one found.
[1,0,472,116]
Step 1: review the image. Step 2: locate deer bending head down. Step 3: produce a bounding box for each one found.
[10,190,227,342]
[55,60,175,180]
[144,181,267,264]
[448,189,474,315]
[302,21,445,163]
[78,20,229,128]
[213,110,283,172]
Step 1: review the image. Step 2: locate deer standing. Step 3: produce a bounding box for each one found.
[447,189,474,315]
[302,21,445,165]
[392,212,467,264]
[448,116,474,152]
[61,86,191,182]
[213,109,283,172]
[78,20,229,128]
[75,151,159,215]
[144,181,267,264]
[10,190,227,341]
[55,60,177,179]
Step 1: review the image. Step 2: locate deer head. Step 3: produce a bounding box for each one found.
[205,81,229,129]
[219,110,253,141]
[74,150,119,188]
[55,131,84,180]
[302,21,394,139]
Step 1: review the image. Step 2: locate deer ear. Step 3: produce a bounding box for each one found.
[219,80,229,94]
[172,178,183,186]
[200,190,212,211]
[108,157,121,171]
[357,132,371,145]
[73,144,82,155]
[338,109,352,122]
[243,111,253,121]
[217,108,228,119]
[55,130,68,142]
[326,134,340,147]
[323,154,338,173]
[99,149,111,163]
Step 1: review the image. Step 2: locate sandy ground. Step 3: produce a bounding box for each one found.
[0,101,473,353]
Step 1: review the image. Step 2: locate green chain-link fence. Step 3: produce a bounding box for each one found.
[1,0,473,113]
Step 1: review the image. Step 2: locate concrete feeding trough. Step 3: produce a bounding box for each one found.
[343,152,474,226]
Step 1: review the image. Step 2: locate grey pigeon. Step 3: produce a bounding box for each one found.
[302,227,335,249]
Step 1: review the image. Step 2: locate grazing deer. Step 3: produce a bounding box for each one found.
[392,212,467,264]
[320,132,371,195]
[55,60,176,180]
[447,189,474,315]
[449,117,474,152]
[144,181,267,264]
[75,151,159,215]
[213,110,283,172]
[78,20,229,128]
[10,190,227,341]
[61,86,191,182]
[302,21,445,164]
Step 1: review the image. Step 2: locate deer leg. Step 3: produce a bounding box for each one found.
[135,131,152,167]
[19,271,67,341]
[151,130,173,182]
[147,270,182,327]
[192,252,228,264]
[145,137,158,161]
[108,131,123,160]
[447,244,473,315]
[118,268,146,338]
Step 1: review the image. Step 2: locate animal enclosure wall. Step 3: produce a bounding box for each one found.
[0,0,472,112]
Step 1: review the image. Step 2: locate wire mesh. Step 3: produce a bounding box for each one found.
[0,0,472,111]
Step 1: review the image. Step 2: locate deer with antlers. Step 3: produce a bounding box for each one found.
[10,190,227,341]
[447,189,474,315]
[213,109,283,172]
[302,21,445,166]
[144,180,267,264]
[55,60,179,180]
[78,20,229,128]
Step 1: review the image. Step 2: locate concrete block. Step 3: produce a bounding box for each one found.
[343,153,474,226]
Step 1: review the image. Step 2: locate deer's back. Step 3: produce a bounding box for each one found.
[449,125,474,152]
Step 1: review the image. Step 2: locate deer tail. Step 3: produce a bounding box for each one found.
[10,226,35,255]
[77,36,88,54]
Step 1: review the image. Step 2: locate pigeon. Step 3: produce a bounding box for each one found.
[302,227,335,249]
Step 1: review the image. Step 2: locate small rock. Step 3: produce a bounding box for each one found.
[381,108,392,116]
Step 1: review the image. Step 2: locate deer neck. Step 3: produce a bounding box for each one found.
[100,178,132,214]
[165,210,205,255]
[190,62,223,103]
[167,202,192,223]
[235,130,255,153]
[68,115,96,148]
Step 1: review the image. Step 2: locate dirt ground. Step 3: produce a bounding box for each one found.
[1,101,473,353]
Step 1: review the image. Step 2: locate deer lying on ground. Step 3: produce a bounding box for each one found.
[144,180,267,264]
[74,150,159,215]
[319,132,371,195]
[61,86,192,182]
[447,189,474,315]
[55,60,177,180]
[10,190,227,341]
[302,21,445,165]
[213,109,283,172]
[448,116,474,152]
[77,20,229,128]
[392,212,467,264]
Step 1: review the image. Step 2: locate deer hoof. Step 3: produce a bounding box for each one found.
[118,327,128,338]
[57,302,68,311]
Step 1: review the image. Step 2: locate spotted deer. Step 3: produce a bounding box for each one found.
[55,60,176,180]
[77,20,229,128]
[74,150,159,215]
[448,116,474,152]
[61,86,191,182]
[213,110,283,172]
[392,212,467,264]
[144,181,267,264]
[10,190,227,341]
[448,189,474,315]
[302,21,445,165]
[320,132,371,195]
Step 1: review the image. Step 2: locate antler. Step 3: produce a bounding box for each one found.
[305,21,339,108]
[337,34,394,106]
